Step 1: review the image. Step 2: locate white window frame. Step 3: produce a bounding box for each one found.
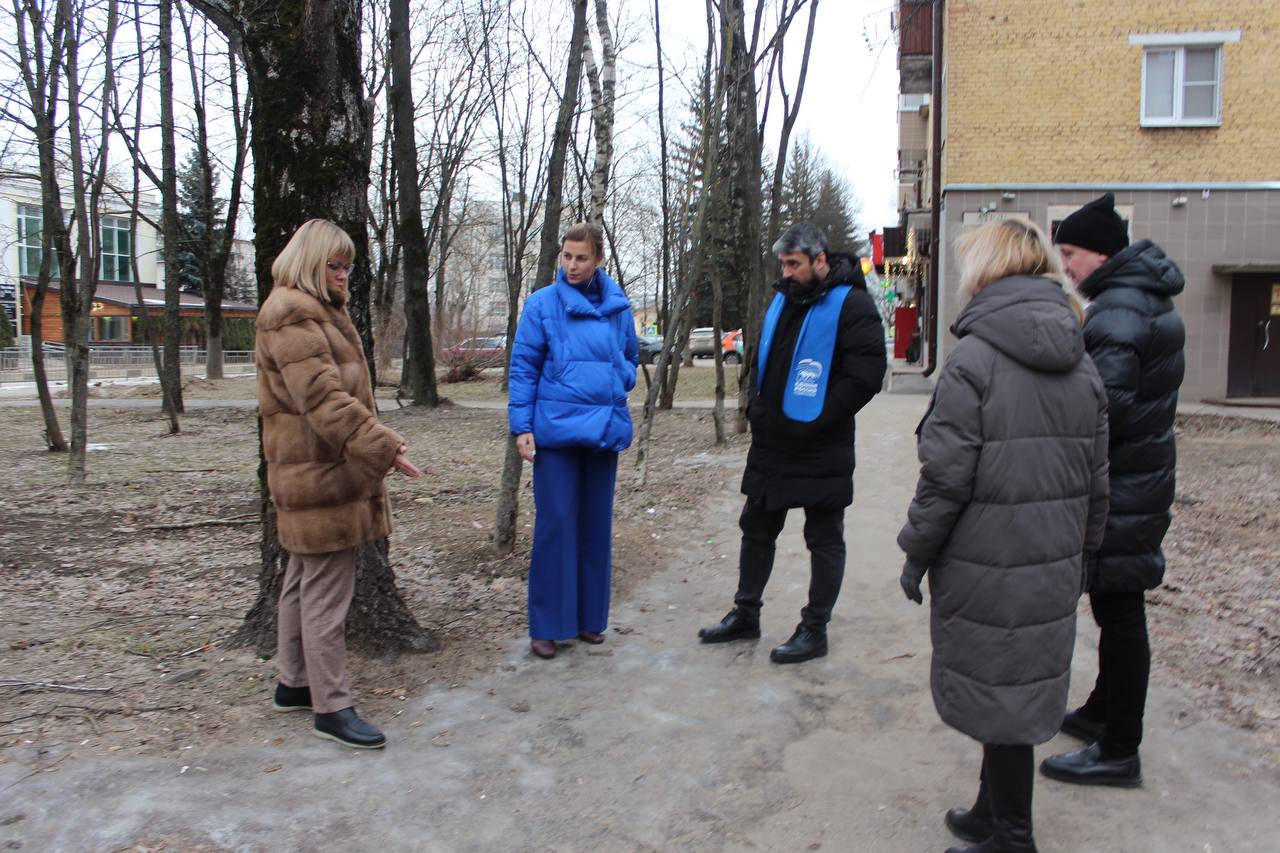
[16,203,45,277]
[1130,31,1240,128]
[99,215,133,282]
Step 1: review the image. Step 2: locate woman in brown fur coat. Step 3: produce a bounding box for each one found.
[255,219,420,749]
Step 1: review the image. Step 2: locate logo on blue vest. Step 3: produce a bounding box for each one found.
[793,358,823,398]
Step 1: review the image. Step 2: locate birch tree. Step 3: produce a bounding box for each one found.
[492,0,588,556]
[581,0,615,226]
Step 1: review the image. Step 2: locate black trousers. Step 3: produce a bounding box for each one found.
[732,496,845,631]
[975,744,1035,843]
[1079,590,1150,758]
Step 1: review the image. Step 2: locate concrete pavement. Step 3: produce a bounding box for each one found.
[2,395,1277,851]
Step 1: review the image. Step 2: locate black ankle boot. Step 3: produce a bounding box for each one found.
[946,745,1038,852]
[769,625,827,663]
[944,780,992,843]
[313,707,386,749]
[272,682,312,712]
[1059,708,1105,743]
[698,608,760,644]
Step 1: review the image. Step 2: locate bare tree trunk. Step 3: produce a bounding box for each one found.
[583,0,615,226]
[158,0,184,411]
[127,160,179,434]
[492,0,589,556]
[193,0,435,655]
[654,0,671,342]
[127,0,178,433]
[12,0,69,452]
[389,0,438,406]
[742,0,819,432]
[61,0,117,484]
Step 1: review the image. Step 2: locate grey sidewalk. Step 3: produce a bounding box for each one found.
[2,395,1278,851]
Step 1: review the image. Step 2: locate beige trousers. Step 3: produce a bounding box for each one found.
[276,547,356,714]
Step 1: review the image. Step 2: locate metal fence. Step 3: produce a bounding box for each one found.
[0,344,256,385]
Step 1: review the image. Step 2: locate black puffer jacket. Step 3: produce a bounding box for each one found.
[1078,239,1186,593]
[742,253,887,509]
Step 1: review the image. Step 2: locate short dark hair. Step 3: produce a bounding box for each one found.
[771,222,828,260]
[561,222,605,259]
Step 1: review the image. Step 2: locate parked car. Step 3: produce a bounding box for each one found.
[721,329,743,365]
[441,335,507,368]
[637,334,669,365]
[686,327,717,358]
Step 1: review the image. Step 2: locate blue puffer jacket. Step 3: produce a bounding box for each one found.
[508,268,639,452]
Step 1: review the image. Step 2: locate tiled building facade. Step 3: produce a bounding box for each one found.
[896,0,1280,401]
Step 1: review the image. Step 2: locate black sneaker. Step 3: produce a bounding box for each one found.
[313,707,387,750]
[770,625,827,664]
[698,609,761,644]
[272,682,312,713]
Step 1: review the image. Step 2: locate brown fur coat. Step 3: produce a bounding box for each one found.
[256,285,402,555]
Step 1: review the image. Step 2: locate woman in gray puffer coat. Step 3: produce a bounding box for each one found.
[897,220,1110,853]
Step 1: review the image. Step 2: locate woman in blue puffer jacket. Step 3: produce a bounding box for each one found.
[508,222,639,660]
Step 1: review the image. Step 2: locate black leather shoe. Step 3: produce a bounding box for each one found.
[313,707,386,750]
[698,609,761,644]
[1059,709,1105,743]
[945,805,992,844]
[1040,742,1140,788]
[272,682,312,713]
[770,626,827,663]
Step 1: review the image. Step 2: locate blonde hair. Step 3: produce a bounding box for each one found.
[955,219,1083,322]
[270,219,356,302]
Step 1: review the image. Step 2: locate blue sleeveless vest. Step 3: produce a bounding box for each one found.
[756,284,851,423]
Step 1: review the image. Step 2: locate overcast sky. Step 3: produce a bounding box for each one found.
[653,0,901,231]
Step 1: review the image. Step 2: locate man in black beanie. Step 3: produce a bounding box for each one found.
[1041,193,1186,789]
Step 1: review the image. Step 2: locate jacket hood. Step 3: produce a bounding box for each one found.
[1078,239,1185,300]
[554,267,630,318]
[953,275,1084,373]
[774,252,867,306]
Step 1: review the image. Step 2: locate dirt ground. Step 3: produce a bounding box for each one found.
[1153,414,1280,752]
[0,379,746,766]
[1,378,1277,773]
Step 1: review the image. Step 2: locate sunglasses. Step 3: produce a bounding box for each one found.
[325,261,354,274]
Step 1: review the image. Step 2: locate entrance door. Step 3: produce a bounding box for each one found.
[1227,274,1280,397]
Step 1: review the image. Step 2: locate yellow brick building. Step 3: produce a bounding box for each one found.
[944,1,1279,185]
[895,0,1280,402]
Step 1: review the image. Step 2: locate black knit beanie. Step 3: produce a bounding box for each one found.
[1053,193,1129,257]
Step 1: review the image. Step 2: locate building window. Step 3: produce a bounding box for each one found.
[100,216,132,282]
[17,204,45,277]
[94,315,130,342]
[1130,32,1241,128]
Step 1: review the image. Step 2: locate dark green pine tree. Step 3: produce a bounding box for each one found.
[176,148,226,295]
[779,134,867,257]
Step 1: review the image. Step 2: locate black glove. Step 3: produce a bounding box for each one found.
[899,557,929,605]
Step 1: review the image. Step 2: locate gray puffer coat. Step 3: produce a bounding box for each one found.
[898,275,1110,745]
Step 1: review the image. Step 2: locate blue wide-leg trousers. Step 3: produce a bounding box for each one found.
[528,447,618,640]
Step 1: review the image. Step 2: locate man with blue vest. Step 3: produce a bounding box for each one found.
[698,223,887,663]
